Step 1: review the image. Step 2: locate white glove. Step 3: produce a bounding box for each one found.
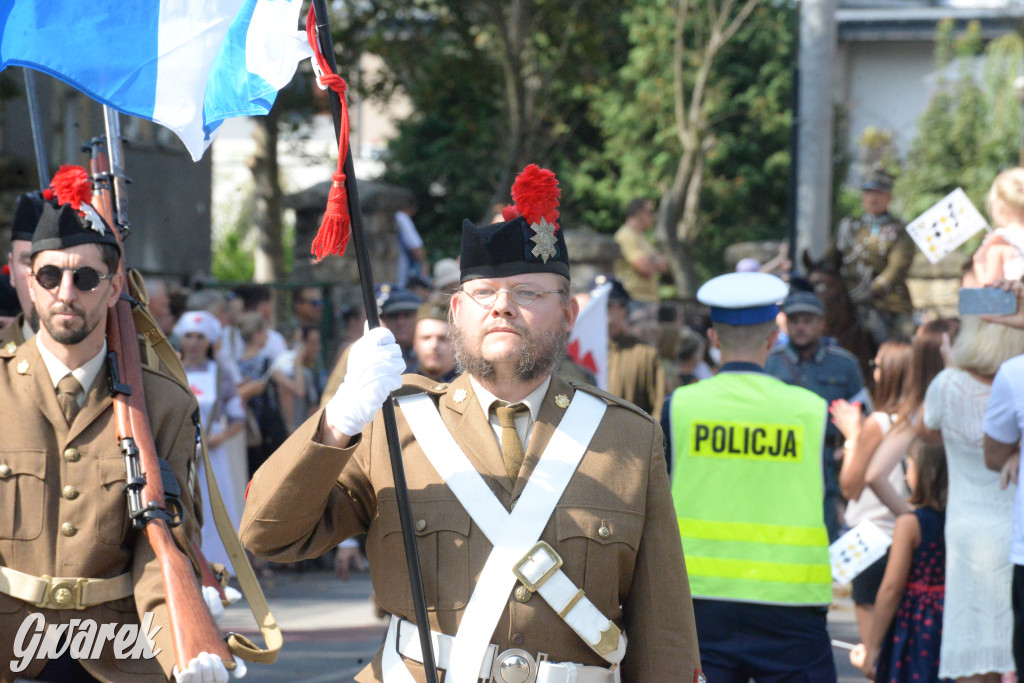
[173,652,247,682]
[325,326,405,436]
[202,585,243,626]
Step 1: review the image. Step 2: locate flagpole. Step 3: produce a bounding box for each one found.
[309,3,440,680]
[22,68,50,188]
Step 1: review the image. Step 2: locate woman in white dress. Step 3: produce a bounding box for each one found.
[924,316,1024,682]
[174,310,246,575]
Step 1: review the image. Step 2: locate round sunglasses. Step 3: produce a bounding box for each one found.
[32,265,114,292]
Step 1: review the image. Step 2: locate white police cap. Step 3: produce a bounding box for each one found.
[697,272,789,325]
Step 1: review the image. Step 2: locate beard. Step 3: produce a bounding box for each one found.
[40,302,96,345]
[451,319,567,383]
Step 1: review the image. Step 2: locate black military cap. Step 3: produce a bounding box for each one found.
[862,166,895,193]
[11,191,48,243]
[590,273,631,304]
[460,165,569,283]
[31,202,121,257]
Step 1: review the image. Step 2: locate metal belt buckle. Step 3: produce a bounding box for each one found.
[36,576,86,610]
[512,541,563,593]
[490,648,538,683]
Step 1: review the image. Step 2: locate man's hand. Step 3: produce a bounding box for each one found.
[173,652,247,682]
[202,585,243,626]
[324,326,405,441]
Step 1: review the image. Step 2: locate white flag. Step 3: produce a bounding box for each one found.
[905,188,989,264]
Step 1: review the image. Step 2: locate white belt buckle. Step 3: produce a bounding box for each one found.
[490,648,539,683]
[512,541,563,593]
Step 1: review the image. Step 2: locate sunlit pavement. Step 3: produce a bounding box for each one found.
[223,567,865,682]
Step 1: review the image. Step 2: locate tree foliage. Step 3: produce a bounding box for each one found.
[896,21,1024,222]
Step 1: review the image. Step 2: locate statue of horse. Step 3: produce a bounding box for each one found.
[802,250,878,388]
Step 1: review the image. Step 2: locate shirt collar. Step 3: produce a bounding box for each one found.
[470,375,551,423]
[718,361,766,374]
[35,335,108,392]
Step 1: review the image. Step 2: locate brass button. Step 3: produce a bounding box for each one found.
[62,485,79,500]
[598,524,611,539]
[4,342,16,353]
[60,522,77,537]
[51,586,74,607]
[0,464,10,478]
[415,519,427,532]
[63,447,80,463]
[514,584,532,603]
[433,383,448,391]
[511,632,525,646]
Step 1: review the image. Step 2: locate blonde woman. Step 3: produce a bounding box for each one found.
[974,167,1024,285]
[924,316,1024,682]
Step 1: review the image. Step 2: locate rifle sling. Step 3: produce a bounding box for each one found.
[128,271,282,664]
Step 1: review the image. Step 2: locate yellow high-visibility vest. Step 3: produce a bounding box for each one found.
[670,370,832,605]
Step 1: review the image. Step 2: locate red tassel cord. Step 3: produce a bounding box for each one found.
[306,8,352,262]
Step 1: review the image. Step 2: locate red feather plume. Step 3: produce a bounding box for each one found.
[506,164,560,231]
[43,165,93,211]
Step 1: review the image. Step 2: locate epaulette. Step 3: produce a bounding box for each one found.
[823,344,860,364]
[566,380,655,423]
[392,373,452,398]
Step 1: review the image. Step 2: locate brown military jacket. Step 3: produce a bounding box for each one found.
[241,372,701,681]
[832,211,916,313]
[0,313,27,349]
[0,340,202,682]
[606,333,665,421]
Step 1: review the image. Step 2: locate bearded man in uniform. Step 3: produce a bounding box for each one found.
[241,165,702,682]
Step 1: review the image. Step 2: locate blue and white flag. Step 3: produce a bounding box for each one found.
[0,0,312,161]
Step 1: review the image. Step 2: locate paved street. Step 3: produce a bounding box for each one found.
[223,565,865,682]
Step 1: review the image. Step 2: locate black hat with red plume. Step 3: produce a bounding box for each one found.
[31,165,120,257]
[459,164,569,283]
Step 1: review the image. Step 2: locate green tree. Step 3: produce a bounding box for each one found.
[336,0,629,259]
[585,0,796,292]
[896,21,1024,221]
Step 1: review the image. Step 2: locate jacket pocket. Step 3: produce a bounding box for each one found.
[371,497,472,612]
[96,456,131,545]
[0,450,46,540]
[556,506,643,607]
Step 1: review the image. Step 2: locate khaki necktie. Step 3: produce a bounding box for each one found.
[57,374,83,424]
[495,402,528,483]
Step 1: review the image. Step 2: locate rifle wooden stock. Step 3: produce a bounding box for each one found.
[90,140,233,672]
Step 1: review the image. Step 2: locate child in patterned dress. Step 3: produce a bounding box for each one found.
[861,441,951,682]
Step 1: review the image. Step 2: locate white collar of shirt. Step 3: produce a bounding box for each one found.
[470,375,551,451]
[36,336,108,406]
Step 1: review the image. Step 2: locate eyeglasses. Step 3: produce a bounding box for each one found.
[460,284,565,307]
[869,359,879,369]
[32,265,113,292]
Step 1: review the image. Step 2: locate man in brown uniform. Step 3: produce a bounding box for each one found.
[241,165,702,682]
[0,194,213,681]
[0,191,47,347]
[829,166,916,343]
[598,275,666,420]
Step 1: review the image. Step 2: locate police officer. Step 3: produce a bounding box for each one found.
[241,165,702,682]
[1,191,47,346]
[766,290,868,542]
[0,182,235,681]
[597,274,666,420]
[662,272,835,681]
[829,166,916,343]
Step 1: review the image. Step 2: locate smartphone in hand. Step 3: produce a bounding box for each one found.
[958,287,1018,316]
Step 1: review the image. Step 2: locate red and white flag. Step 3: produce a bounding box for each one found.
[567,282,610,390]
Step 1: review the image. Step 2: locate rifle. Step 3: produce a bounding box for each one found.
[87,109,236,674]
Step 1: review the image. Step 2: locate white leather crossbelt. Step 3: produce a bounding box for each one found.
[389,616,617,683]
[0,565,133,609]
